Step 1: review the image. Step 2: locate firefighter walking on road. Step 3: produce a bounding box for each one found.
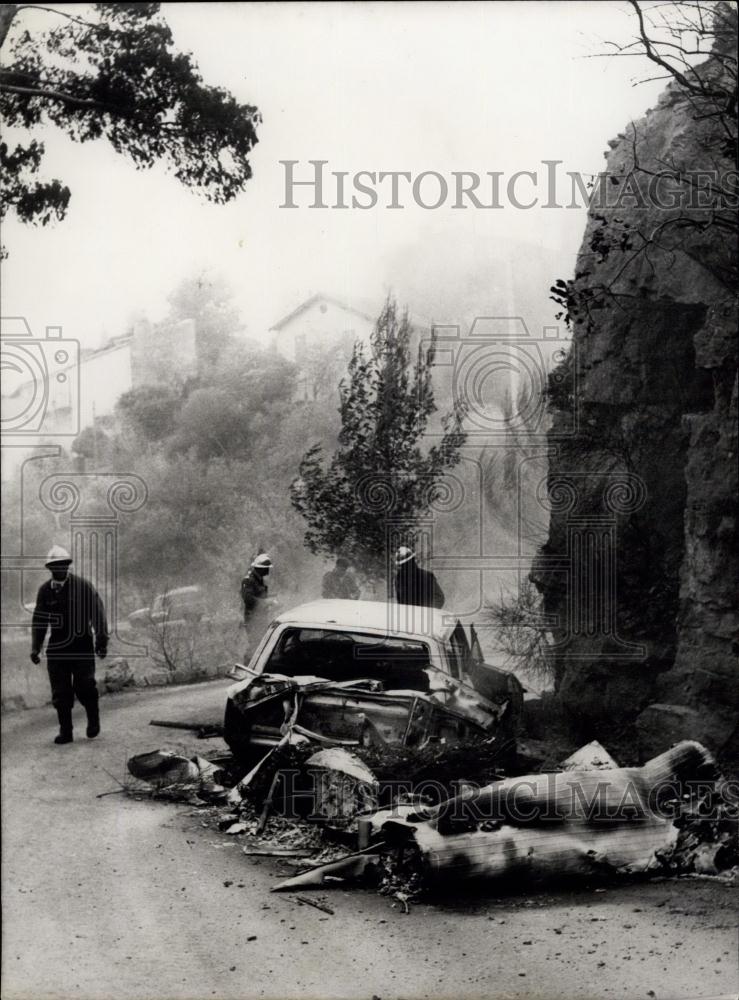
[30,546,109,745]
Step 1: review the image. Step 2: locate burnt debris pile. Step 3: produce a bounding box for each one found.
[128,736,738,908]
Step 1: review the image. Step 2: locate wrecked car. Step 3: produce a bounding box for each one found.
[224,599,523,764]
[128,585,208,630]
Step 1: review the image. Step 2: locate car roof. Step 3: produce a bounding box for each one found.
[274,599,453,642]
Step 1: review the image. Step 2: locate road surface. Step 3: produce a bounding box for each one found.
[2,679,737,1000]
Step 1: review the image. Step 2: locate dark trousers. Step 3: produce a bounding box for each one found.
[47,656,98,731]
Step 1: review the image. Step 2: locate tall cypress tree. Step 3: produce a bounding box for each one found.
[291,297,466,581]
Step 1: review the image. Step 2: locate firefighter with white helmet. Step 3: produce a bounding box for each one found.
[394,545,445,609]
[45,544,72,564]
[30,545,109,745]
[240,552,272,619]
[239,552,274,659]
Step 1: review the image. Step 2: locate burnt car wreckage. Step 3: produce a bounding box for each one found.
[129,600,738,901]
[223,600,524,767]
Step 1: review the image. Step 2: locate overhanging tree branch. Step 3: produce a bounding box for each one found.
[0,1,261,240]
[0,81,103,109]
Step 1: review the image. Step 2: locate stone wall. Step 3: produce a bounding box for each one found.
[533,11,738,759]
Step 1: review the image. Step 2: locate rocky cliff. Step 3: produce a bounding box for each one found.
[533,8,738,760]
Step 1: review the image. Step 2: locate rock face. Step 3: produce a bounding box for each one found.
[533,11,738,759]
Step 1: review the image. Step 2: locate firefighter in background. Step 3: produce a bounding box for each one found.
[322,556,360,600]
[240,552,273,660]
[30,545,109,745]
[394,546,445,609]
[241,552,272,619]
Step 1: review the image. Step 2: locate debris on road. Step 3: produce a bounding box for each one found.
[306,748,380,829]
[131,728,737,909]
[242,846,318,857]
[273,850,383,891]
[150,719,224,739]
[270,741,735,901]
[372,740,736,890]
[560,741,618,771]
[128,749,214,786]
[294,895,335,915]
[256,769,282,834]
[658,770,739,878]
[127,750,228,802]
[226,822,248,835]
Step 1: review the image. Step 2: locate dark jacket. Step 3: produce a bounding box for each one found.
[394,560,445,609]
[322,568,360,600]
[32,573,109,659]
[240,568,268,616]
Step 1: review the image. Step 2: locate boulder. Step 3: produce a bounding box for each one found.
[101,658,134,693]
[636,702,737,759]
[533,14,738,750]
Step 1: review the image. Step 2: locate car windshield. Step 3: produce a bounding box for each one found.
[264,627,432,690]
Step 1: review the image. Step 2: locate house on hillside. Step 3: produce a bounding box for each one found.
[0,316,196,479]
[269,294,374,402]
[270,293,437,402]
[270,294,375,362]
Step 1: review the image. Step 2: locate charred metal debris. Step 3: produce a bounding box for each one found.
[127,734,738,910]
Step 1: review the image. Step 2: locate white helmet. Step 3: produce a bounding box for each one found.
[45,545,72,567]
[251,553,272,569]
[395,546,415,566]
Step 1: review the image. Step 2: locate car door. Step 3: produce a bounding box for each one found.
[469,623,485,670]
[466,622,524,725]
[447,620,468,681]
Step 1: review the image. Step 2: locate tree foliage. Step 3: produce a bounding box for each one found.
[0,272,348,622]
[618,0,737,165]
[117,382,184,443]
[0,2,261,233]
[167,272,244,369]
[99,279,340,599]
[290,298,467,579]
[484,579,556,688]
[166,344,297,463]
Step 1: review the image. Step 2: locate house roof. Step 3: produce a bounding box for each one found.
[2,330,133,399]
[270,293,435,337]
[79,331,133,362]
[269,294,376,333]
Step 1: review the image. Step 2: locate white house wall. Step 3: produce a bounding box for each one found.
[272,300,374,364]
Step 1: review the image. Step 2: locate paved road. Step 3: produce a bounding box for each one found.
[2,680,737,1000]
